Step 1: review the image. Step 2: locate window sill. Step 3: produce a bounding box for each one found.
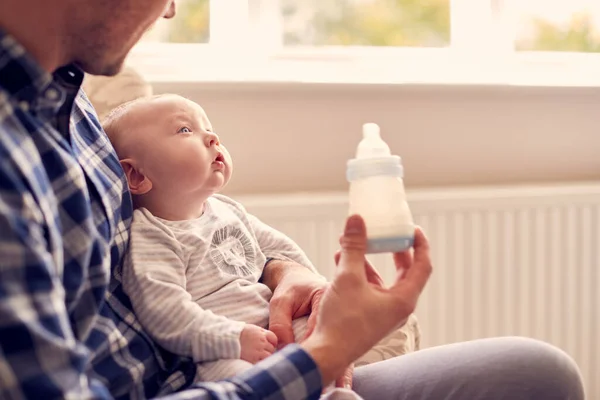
[127,44,600,89]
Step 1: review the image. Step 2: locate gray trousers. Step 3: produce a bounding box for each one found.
[352,337,584,400]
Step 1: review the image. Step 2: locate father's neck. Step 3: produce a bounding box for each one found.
[0,0,69,72]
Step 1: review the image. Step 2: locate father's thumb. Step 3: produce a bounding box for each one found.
[338,215,368,275]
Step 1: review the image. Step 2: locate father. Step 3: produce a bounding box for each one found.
[0,0,585,399]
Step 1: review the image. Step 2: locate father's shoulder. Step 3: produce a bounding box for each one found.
[0,88,22,129]
[0,89,10,119]
[0,89,34,154]
[73,89,105,132]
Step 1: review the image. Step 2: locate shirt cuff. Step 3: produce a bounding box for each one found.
[229,344,323,400]
[193,320,245,361]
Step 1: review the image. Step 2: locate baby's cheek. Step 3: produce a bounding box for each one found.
[181,148,209,170]
[226,161,233,178]
[222,147,233,163]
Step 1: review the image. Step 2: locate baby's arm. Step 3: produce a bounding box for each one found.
[212,194,319,272]
[246,212,321,274]
[122,218,271,363]
[248,215,326,342]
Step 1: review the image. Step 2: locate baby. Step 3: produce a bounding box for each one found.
[103,94,360,398]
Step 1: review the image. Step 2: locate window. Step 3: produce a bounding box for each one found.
[141,0,210,43]
[141,0,450,47]
[127,0,600,86]
[281,0,450,47]
[508,0,600,53]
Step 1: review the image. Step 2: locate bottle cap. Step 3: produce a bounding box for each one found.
[356,123,391,158]
[347,123,402,182]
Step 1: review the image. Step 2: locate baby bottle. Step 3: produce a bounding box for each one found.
[346,123,414,253]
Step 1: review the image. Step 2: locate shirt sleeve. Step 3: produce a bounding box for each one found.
[0,163,113,399]
[162,344,323,400]
[246,212,322,274]
[121,215,246,362]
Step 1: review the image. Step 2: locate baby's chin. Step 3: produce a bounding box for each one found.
[206,170,231,193]
[217,162,233,181]
[217,172,232,191]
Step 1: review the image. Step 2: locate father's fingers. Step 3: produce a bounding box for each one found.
[364,260,385,286]
[268,295,296,349]
[336,240,384,286]
[393,250,412,281]
[303,290,323,341]
[394,227,432,293]
[337,215,368,276]
[304,311,317,341]
[411,227,431,266]
[335,364,354,389]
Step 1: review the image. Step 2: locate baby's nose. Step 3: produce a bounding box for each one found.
[205,131,220,147]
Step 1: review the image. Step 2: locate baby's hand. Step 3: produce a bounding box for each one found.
[240,324,278,364]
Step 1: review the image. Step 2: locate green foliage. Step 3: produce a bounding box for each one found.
[283,0,450,46]
[167,0,210,43]
[518,13,600,53]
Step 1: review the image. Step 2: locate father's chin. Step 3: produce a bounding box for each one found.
[75,56,127,77]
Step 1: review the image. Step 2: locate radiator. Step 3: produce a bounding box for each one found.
[237,182,600,399]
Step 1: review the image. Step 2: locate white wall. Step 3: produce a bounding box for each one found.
[152,82,600,195]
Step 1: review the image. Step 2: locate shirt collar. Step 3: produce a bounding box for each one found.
[0,28,84,117]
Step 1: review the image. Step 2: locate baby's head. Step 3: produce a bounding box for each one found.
[103,94,232,217]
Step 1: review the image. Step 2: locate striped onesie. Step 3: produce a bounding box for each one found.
[121,194,318,381]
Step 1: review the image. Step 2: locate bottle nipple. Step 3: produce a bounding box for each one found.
[356,123,391,159]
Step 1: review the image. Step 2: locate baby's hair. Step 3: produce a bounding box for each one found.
[101,94,169,144]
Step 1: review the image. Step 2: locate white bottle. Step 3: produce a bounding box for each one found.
[346,123,414,253]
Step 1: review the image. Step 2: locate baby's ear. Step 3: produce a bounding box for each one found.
[120,159,152,195]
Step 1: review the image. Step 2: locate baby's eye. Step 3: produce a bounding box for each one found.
[178,127,192,134]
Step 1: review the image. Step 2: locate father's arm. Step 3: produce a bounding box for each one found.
[244,212,330,346]
[247,212,322,274]
[245,211,327,299]
[0,164,114,398]
[166,344,326,399]
[0,162,330,400]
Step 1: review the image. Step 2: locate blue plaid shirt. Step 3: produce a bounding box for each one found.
[0,30,322,399]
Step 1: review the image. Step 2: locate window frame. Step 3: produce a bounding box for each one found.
[126,0,600,87]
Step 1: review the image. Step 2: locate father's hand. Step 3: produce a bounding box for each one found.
[265,260,328,348]
[331,250,384,389]
[301,215,432,386]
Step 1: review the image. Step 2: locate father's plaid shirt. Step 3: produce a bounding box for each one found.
[0,30,321,399]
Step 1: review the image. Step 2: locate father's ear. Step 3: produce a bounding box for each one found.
[120,159,152,195]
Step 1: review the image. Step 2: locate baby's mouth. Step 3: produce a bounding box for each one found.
[213,152,225,170]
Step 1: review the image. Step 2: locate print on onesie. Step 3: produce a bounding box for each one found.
[209,225,257,278]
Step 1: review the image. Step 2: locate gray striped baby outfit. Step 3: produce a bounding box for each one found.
[121,194,318,380]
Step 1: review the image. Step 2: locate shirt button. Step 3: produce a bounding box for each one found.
[45,88,60,100]
[19,101,29,111]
